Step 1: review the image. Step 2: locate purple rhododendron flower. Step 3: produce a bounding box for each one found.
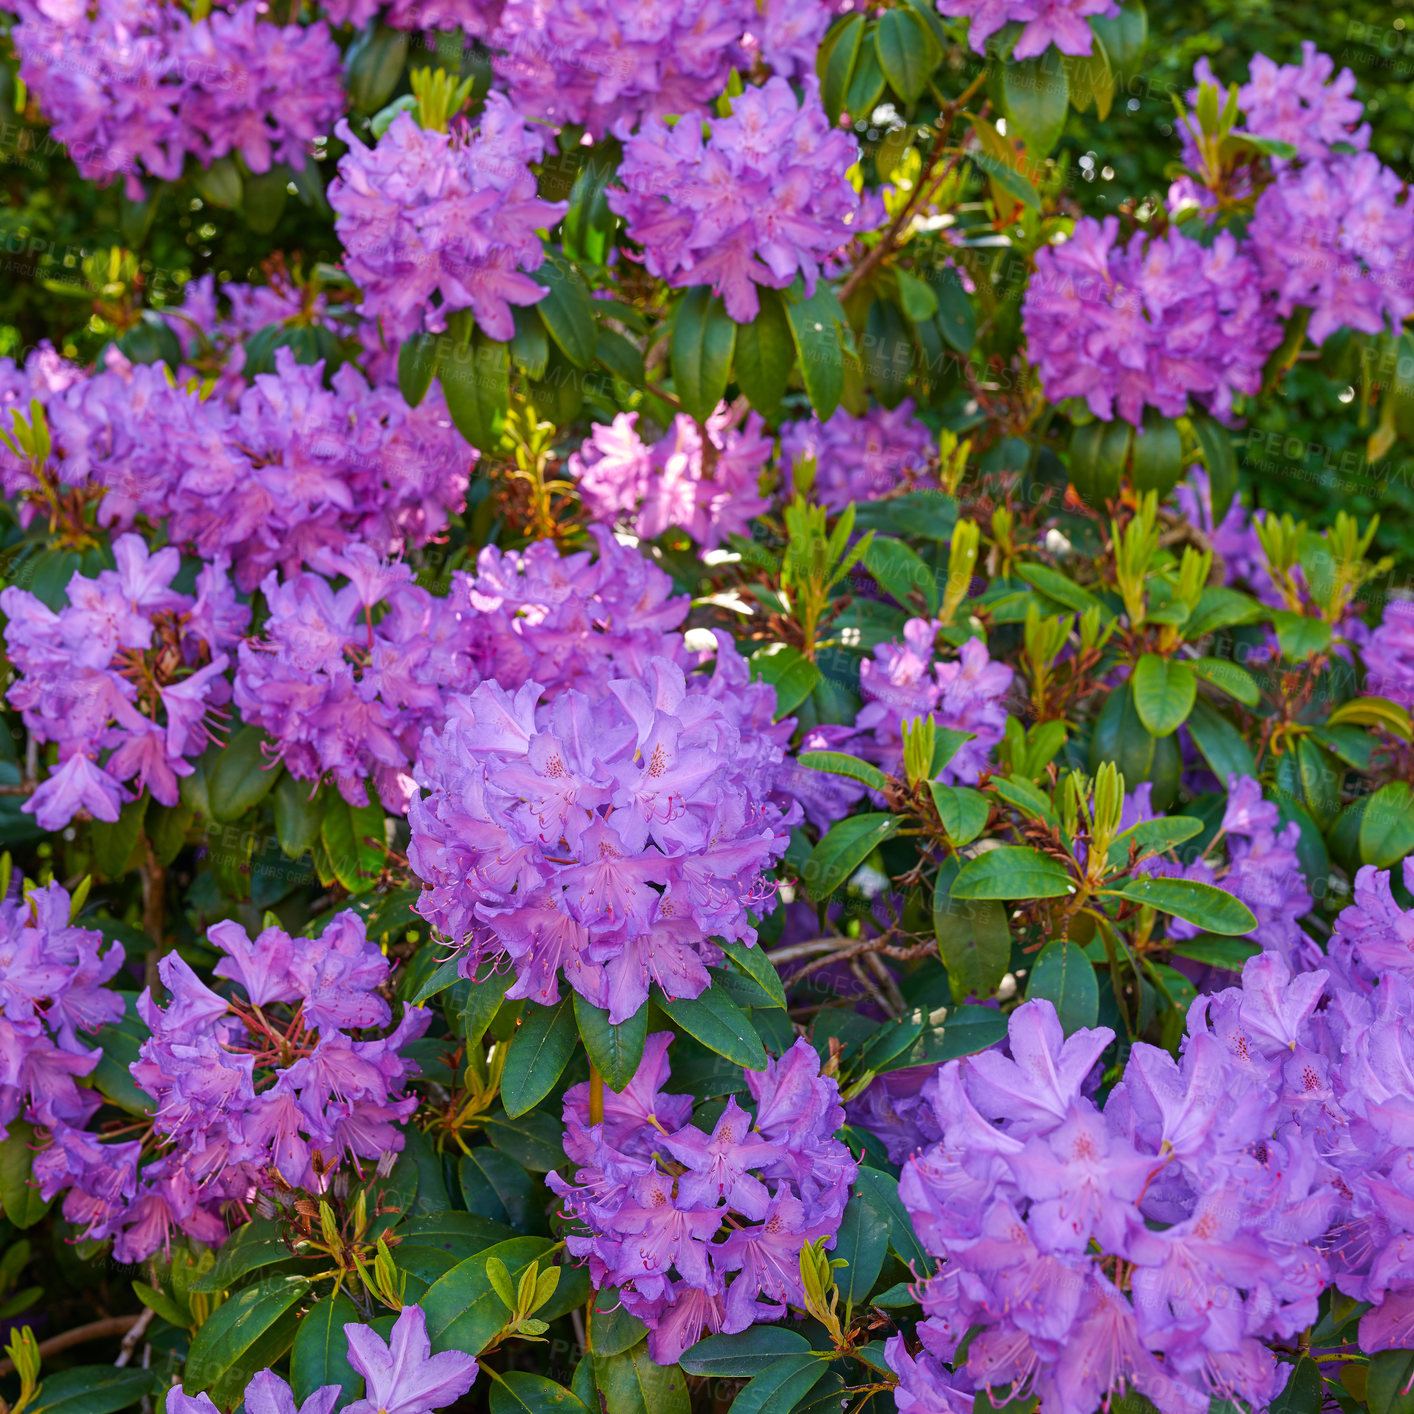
[330,98,566,345]
[779,402,935,512]
[609,77,877,323]
[937,0,1118,61]
[344,1304,479,1414]
[569,404,771,547]
[550,1035,856,1362]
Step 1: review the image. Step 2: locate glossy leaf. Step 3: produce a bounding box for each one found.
[1132,655,1197,737]
[1114,877,1257,935]
[952,845,1073,900]
[805,812,901,898]
[501,998,577,1118]
[574,993,648,1093]
[671,286,736,421]
[1026,940,1099,1033]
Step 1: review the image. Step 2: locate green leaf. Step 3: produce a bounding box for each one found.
[458,1151,542,1233]
[243,164,289,233]
[799,751,889,792]
[952,846,1073,900]
[89,791,149,878]
[1015,563,1107,617]
[1114,877,1256,935]
[819,14,865,123]
[853,1166,931,1270]
[395,330,438,410]
[1269,1357,1324,1414]
[1367,1350,1414,1414]
[1183,700,1256,784]
[1166,935,1260,972]
[864,535,939,614]
[1130,411,1183,498]
[597,1340,691,1414]
[1131,655,1197,737]
[184,1275,309,1403]
[845,39,886,116]
[1184,586,1263,638]
[732,1353,831,1414]
[1063,31,1114,118]
[804,812,901,898]
[290,1292,363,1405]
[834,1188,888,1306]
[509,308,551,380]
[1026,940,1099,1033]
[320,791,386,895]
[501,998,577,1118]
[422,1238,555,1355]
[1108,816,1202,866]
[734,287,795,415]
[933,855,1012,1003]
[718,940,788,1011]
[876,8,938,103]
[1359,781,1414,868]
[208,724,282,824]
[895,269,938,323]
[574,993,648,1093]
[588,1289,649,1358]
[671,286,736,422]
[1090,0,1146,69]
[1329,695,1414,740]
[491,1372,590,1414]
[864,297,912,408]
[482,1110,565,1171]
[594,327,643,388]
[195,156,242,209]
[31,1368,155,1414]
[441,329,509,453]
[1190,410,1236,523]
[413,957,463,1007]
[191,1218,289,1292]
[786,284,846,420]
[749,643,822,719]
[0,1123,50,1228]
[929,784,990,846]
[681,1328,812,1377]
[997,54,1069,155]
[1067,418,1131,508]
[655,988,768,1070]
[89,992,154,1117]
[273,774,325,859]
[1271,611,1331,663]
[1189,657,1259,707]
[535,254,598,369]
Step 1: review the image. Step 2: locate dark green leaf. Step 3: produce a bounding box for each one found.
[290,1293,363,1405]
[1166,935,1260,972]
[799,751,888,792]
[89,992,154,1117]
[31,1368,155,1414]
[681,1328,811,1377]
[786,284,846,420]
[501,998,577,1118]
[595,328,645,388]
[0,1124,50,1228]
[1132,655,1196,737]
[596,1341,691,1414]
[952,846,1073,900]
[929,784,990,846]
[819,14,865,123]
[1271,611,1331,663]
[1026,940,1099,1033]
[441,329,509,453]
[1367,1350,1414,1414]
[734,287,795,415]
[933,855,1011,1003]
[1190,410,1236,523]
[1090,0,1146,69]
[208,724,281,824]
[1184,587,1263,638]
[1015,563,1107,617]
[574,993,648,1093]
[1130,411,1183,498]
[805,812,901,899]
[491,1372,589,1414]
[1269,1357,1324,1414]
[1360,782,1414,869]
[864,536,939,614]
[90,793,149,877]
[656,988,767,1070]
[732,1353,830,1414]
[1185,699,1256,783]
[998,55,1069,155]
[483,1110,571,1171]
[191,1218,289,1292]
[1067,419,1131,509]
[345,22,409,114]
[876,8,937,103]
[671,286,736,421]
[834,1189,888,1306]
[1190,658,1260,707]
[273,774,325,860]
[1114,877,1257,935]
[588,1289,650,1358]
[845,38,886,116]
[853,1166,930,1270]
[421,1238,555,1355]
[718,940,788,1011]
[749,644,822,718]
[510,308,551,380]
[184,1275,309,1403]
[536,255,598,369]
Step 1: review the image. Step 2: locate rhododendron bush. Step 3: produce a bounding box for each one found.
[0,4,1413,1414]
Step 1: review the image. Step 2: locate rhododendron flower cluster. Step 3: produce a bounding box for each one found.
[779,402,935,512]
[37,911,429,1263]
[569,405,772,547]
[609,78,875,323]
[1221,42,1370,161]
[1022,216,1281,425]
[890,996,1332,1414]
[329,99,566,344]
[10,0,343,198]
[169,1304,477,1414]
[1,535,246,829]
[408,648,794,1023]
[550,1035,857,1362]
[0,346,470,592]
[1363,597,1414,709]
[0,880,125,1141]
[1248,153,1414,344]
[938,0,1118,60]
[1132,776,1315,967]
[234,548,485,813]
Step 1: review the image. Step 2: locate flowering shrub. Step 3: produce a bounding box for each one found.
[0,7,1412,1414]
